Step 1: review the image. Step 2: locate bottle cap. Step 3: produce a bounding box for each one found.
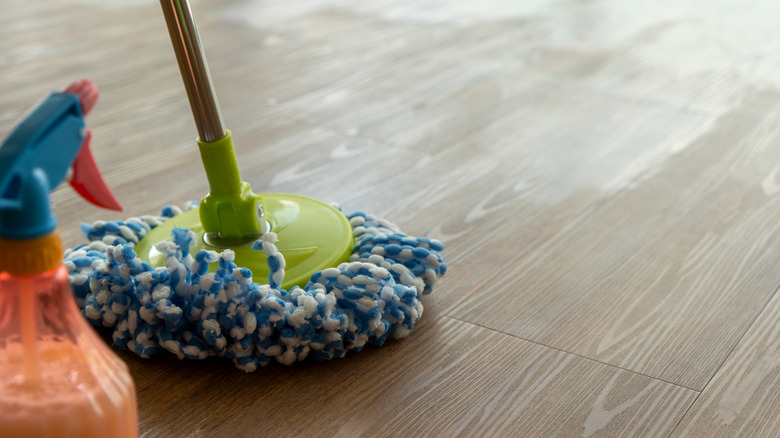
[0,231,62,275]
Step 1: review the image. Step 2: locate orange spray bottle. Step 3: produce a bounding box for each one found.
[0,80,138,437]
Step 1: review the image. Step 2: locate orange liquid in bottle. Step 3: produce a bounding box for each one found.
[0,266,138,437]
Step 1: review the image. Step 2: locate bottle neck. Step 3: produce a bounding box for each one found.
[0,231,63,276]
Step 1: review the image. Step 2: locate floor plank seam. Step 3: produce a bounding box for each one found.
[442,314,703,393]
[665,281,780,437]
[664,391,704,438]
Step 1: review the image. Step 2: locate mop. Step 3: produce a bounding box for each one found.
[63,0,447,371]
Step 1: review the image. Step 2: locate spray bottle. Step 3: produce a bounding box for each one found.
[0,80,138,437]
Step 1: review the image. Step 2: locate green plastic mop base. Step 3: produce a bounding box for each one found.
[134,193,354,290]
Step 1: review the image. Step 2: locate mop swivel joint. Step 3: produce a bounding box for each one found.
[196,129,268,247]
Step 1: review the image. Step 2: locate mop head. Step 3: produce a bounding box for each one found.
[64,204,447,371]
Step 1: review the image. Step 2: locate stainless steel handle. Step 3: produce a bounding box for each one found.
[160,0,225,142]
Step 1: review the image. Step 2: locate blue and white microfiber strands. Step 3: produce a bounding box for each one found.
[64,204,447,371]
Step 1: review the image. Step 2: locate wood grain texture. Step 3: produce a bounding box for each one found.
[671,291,780,437]
[353,319,695,438]
[448,88,780,390]
[3,0,780,436]
[119,318,696,438]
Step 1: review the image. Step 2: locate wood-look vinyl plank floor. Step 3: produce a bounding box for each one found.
[2,0,780,436]
[671,289,780,436]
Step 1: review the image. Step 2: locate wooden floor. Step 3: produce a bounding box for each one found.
[3,0,780,436]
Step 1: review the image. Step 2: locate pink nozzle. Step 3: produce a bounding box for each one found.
[62,79,99,116]
[70,131,123,212]
[60,78,122,211]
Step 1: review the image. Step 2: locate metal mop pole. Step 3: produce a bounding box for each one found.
[159,0,225,142]
[159,0,266,240]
